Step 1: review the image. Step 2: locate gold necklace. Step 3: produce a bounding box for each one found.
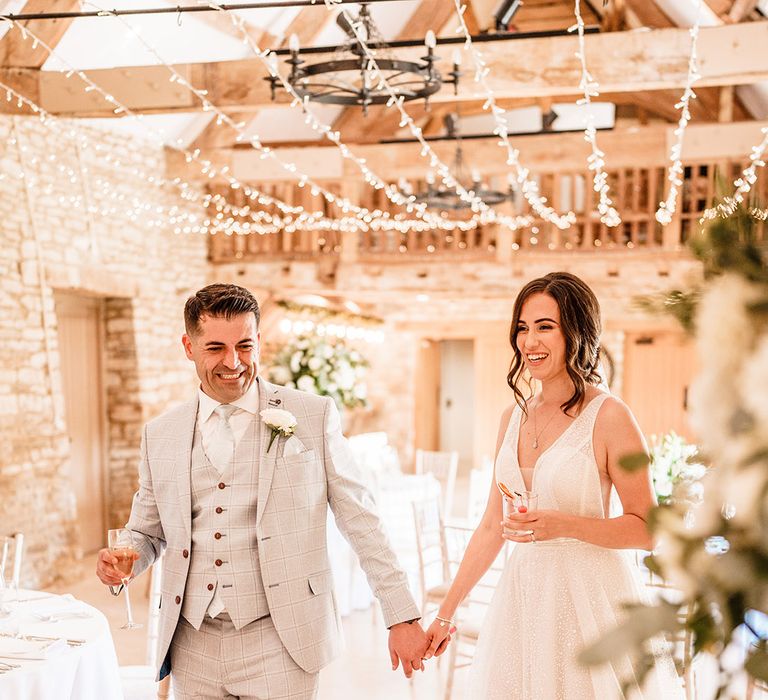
[531,403,560,450]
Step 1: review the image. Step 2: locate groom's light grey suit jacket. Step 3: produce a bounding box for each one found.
[125,378,419,680]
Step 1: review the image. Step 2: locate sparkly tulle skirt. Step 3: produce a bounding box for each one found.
[467,539,684,700]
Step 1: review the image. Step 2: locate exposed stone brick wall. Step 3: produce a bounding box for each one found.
[0,115,207,588]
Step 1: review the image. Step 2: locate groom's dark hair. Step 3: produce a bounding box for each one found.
[184,283,260,336]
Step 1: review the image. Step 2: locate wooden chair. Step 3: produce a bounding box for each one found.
[0,533,24,590]
[120,553,172,699]
[415,449,459,518]
[465,459,493,526]
[411,498,451,621]
[441,524,508,700]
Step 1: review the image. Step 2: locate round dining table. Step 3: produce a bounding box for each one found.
[0,589,123,700]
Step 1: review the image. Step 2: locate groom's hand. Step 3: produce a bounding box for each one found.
[388,620,428,678]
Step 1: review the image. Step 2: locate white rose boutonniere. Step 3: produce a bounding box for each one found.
[260,408,298,453]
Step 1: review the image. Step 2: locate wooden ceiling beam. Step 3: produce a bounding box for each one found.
[188,6,336,154]
[0,0,82,68]
[165,120,768,182]
[10,23,767,117]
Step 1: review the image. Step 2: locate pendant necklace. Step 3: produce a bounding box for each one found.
[531,403,560,449]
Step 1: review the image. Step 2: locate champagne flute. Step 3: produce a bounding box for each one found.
[107,528,142,629]
[0,537,10,616]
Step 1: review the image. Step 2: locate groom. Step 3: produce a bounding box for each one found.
[96,283,428,699]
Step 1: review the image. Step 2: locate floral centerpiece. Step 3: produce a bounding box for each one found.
[581,202,768,694]
[266,335,369,410]
[649,431,706,505]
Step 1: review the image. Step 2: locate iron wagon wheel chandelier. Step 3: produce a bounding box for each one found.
[266,3,460,116]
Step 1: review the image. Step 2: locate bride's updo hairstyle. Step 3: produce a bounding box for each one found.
[507,271,603,416]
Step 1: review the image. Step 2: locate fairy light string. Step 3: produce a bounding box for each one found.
[655,0,702,226]
[569,0,619,228]
[449,0,576,230]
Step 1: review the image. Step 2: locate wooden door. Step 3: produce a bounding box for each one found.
[622,330,698,441]
[55,294,106,554]
[414,339,441,456]
[439,340,475,476]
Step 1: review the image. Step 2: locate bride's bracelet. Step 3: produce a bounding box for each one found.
[435,615,455,628]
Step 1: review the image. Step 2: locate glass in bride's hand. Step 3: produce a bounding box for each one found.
[107,528,142,630]
[502,491,538,537]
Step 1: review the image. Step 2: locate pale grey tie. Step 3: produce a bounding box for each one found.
[207,404,237,474]
[206,404,237,619]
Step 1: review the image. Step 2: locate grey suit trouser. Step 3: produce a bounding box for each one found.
[170,613,319,700]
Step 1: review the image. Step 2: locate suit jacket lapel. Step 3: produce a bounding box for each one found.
[256,379,281,526]
[175,397,198,539]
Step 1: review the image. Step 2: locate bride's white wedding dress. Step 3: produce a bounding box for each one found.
[468,393,684,699]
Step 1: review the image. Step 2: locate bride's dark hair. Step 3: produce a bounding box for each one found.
[507,272,603,416]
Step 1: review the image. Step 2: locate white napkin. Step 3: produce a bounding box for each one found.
[282,435,306,457]
[27,597,91,621]
[0,636,67,659]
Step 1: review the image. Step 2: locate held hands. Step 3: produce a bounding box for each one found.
[95,547,138,586]
[424,616,456,660]
[388,621,430,678]
[502,509,573,543]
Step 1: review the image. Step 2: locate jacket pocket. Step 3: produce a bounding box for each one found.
[307,571,333,595]
[279,449,317,466]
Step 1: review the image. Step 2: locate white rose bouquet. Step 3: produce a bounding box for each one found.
[266,335,369,410]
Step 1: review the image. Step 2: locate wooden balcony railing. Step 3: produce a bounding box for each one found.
[208,160,767,264]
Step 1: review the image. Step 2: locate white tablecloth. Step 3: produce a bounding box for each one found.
[0,590,122,700]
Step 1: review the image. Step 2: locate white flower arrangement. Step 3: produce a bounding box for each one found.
[266,335,369,410]
[581,205,768,693]
[648,431,706,504]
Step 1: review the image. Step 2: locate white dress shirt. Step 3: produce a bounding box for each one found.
[197,380,260,472]
[196,380,260,617]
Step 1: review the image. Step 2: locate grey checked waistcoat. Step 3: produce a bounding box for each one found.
[180,414,269,630]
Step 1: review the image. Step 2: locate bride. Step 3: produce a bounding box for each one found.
[423,272,684,699]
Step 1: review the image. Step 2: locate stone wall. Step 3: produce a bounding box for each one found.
[0,115,207,588]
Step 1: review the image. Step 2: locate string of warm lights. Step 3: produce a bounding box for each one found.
[82,2,426,232]
[12,117,64,429]
[699,197,768,222]
[0,76,313,237]
[0,16,382,236]
[699,123,768,222]
[0,72,515,244]
[450,0,576,230]
[311,0,537,232]
[214,4,494,234]
[569,0,619,227]
[0,69,527,244]
[92,1,541,234]
[0,80,206,232]
[655,0,702,226]
[91,2,505,235]
[731,127,768,203]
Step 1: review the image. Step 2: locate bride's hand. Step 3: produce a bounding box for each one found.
[423,617,456,660]
[502,509,573,542]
